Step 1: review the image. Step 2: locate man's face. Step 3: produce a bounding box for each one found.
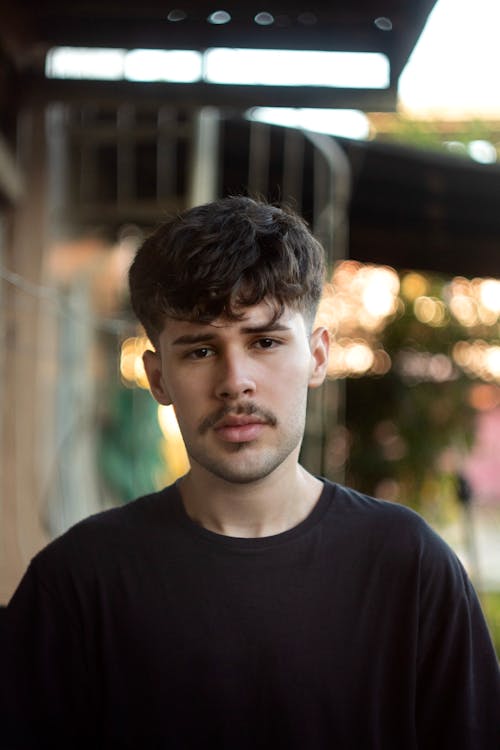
[143,301,328,485]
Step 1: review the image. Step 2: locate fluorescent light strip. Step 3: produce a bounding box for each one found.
[248,107,370,139]
[46,47,127,80]
[205,49,390,89]
[46,47,390,89]
[124,49,202,82]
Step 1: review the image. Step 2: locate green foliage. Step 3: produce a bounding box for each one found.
[481,591,500,659]
[374,115,500,159]
[343,272,482,515]
[344,373,473,515]
[98,386,166,503]
[377,119,448,151]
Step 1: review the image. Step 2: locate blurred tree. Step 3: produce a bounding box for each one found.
[98,386,166,504]
[341,268,497,517]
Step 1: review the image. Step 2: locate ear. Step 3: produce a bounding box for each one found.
[308,327,330,389]
[143,349,172,405]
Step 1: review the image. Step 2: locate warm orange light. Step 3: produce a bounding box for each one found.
[317,261,401,377]
[344,340,374,374]
[371,349,392,375]
[485,346,500,378]
[157,404,190,480]
[361,266,399,318]
[327,338,377,378]
[452,340,500,383]
[479,279,500,315]
[401,272,428,301]
[316,263,498,383]
[449,295,478,327]
[120,336,151,388]
[468,383,500,411]
[414,296,447,326]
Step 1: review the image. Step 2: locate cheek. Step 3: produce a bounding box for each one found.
[164,369,203,401]
[270,370,311,408]
[165,375,209,427]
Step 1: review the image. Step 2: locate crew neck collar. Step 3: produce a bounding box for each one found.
[171,478,333,551]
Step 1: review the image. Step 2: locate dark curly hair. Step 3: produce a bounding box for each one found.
[129,196,325,344]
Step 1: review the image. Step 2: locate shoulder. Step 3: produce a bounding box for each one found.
[30,484,180,585]
[323,479,435,539]
[322,480,465,582]
[320,482,485,650]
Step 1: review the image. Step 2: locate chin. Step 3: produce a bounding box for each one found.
[196,451,287,485]
[208,463,279,485]
[187,434,303,484]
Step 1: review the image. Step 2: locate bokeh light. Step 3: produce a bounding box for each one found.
[414,296,447,326]
[120,336,151,388]
[315,261,498,383]
[453,340,500,383]
[395,350,456,383]
[400,271,429,301]
[479,279,500,314]
[468,384,500,410]
[316,261,400,377]
[157,404,190,479]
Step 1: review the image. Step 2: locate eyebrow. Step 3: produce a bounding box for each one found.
[171,321,292,346]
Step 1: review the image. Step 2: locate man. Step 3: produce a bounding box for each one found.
[2,196,500,748]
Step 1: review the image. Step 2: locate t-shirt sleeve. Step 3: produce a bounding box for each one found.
[415,526,500,749]
[1,560,97,749]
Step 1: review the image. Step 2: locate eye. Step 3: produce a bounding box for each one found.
[187,347,215,359]
[255,337,279,349]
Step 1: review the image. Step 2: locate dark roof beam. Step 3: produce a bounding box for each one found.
[19,75,397,111]
[36,19,392,55]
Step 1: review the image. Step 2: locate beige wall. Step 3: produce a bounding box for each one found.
[0,108,52,602]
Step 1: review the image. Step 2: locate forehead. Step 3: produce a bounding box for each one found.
[159,301,304,343]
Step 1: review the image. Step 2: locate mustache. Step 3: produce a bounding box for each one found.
[199,403,278,435]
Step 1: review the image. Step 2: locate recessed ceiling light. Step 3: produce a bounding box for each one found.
[254,12,274,26]
[374,17,393,31]
[207,10,231,25]
[167,9,187,22]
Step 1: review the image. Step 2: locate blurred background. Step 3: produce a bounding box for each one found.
[0,0,499,653]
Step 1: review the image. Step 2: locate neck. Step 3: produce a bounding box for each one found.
[178,458,323,538]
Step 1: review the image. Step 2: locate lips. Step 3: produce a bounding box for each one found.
[213,414,268,443]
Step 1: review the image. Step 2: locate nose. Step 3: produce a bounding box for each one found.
[215,350,256,400]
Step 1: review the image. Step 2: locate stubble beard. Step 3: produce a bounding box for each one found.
[185,398,308,485]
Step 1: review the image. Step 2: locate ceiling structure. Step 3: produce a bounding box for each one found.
[0,1,437,113]
[2,1,499,279]
[342,136,500,279]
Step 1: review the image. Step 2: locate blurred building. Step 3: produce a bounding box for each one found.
[3,2,500,602]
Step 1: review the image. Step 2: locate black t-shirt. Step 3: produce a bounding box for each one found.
[2,480,500,748]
